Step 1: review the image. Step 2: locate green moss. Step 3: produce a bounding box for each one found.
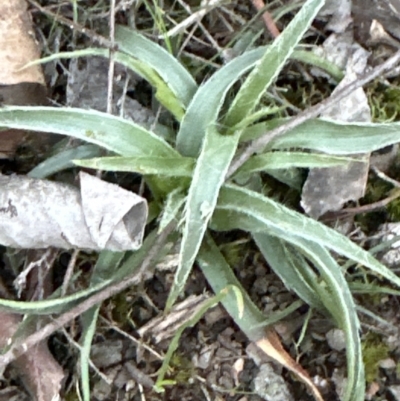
[220,239,250,267]
[64,390,80,401]
[168,352,196,385]
[362,332,390,384]
[367,82,400,122]
[281,77,333,109]
[110,290,133,326]
[355,174,400,232]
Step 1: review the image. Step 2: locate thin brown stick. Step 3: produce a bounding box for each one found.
[324,167,400,220]
[323,190,400,221]
[61,249,79,296]
[227,48,400,178]
[0,222,176,369]
[251,0,280,38]
[106,0,116,115]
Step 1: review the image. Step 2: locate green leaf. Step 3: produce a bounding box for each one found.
[212,184,400,288]
[166,129,241,309]
[158,188,186,232]
[0,279,113,315]
[266,168,304,190]
[26,26,198,120]
[242,118,400,154]
[115,52,186,120]
[0,232,158,315]
[115,25,197,109]
[256,232,365,400]
[29,144,102,179]
[80,304,99,401]
[80,251,125,401]
[0,106,178,157]
[292,48,344,82]
[253,235,325,311]
[224,0,324,128]
[176,47,266,157]
[198,234,322,399]
[291,239,364,401]
[197,233,271,340]
[235,151,361,177]
[75,156,194,176]
[175,41,345,156]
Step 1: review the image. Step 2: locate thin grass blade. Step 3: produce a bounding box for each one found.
[80,251,125,401]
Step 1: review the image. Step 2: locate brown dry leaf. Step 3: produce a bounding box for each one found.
[0,0,50,158]
[0,309,64,401]
[255,329,324,401]
[0,172,148,251]
[0,272,64,401]
[13,343,64,401]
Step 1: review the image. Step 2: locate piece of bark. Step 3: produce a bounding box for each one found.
[13,343,65,401]
[0,289,64,401]
[137,294,210,343]
[0,0,53,158]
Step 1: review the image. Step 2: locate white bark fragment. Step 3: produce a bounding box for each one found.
[0,172,147,251]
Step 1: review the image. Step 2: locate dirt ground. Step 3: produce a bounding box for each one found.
[3,1,400,400]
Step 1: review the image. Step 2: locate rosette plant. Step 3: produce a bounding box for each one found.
[2,0,400,399]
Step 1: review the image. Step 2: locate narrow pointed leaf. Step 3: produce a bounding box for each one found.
[272,237,364,401]
[167,129,241,309]
[176,47,265,157]
[0,106,178,157]
[115,25,197,108]
[29,145,102,179]
[158,188,186,232]
[224,0,324,127]
[27,47,187,120]
[212,184,400,288]
[75,156,194,176]
[198,234,324,401]
[253,235,324,311]
[235,151,361,176]
[80,251,125,401]
[0,231,158,315]
[197,233,267,340]
[242,118,400,154]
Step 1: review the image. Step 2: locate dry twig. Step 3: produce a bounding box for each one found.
[250,0,280,38]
